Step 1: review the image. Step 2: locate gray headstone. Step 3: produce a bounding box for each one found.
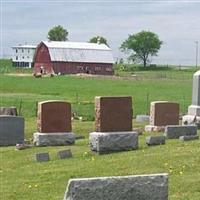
[0,116,24,146]
[146,136,166,146]
[0,107,18,116]
[63,173,168,200]
[36,152,50,162]
[179,135,199,141]
[164,125,197,139]
[136,115,150,123]
[89,131,138,153]
[57,149,72,159]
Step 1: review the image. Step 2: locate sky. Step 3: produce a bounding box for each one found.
[1,0,200,65]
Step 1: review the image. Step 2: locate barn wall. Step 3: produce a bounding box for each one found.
[33,43,53,74]
[52,62,114,75]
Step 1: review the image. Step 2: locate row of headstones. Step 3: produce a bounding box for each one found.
[0,97,199,149]
[1,69,200,147]
[63,70,200,200]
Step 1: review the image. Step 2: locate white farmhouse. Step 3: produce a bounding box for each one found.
[12,44,36,68]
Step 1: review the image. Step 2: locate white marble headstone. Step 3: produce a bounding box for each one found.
[182,70,200,126]
[188,70,200,116]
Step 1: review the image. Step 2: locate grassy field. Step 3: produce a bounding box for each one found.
[1,61,200,199]
[0,72,194,138]
[1,122,200,200]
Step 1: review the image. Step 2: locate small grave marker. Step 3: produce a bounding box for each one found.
[36,152,50,162]
[57,149,72,159]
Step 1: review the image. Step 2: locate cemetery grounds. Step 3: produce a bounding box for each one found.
[0,60,200,200]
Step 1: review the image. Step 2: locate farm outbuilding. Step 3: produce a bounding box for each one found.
[33,41,114,75]
[12,44,36,68]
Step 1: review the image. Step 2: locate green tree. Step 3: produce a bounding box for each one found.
[89,36,109,46]
[120,31,162,67]
[47,25,68,41]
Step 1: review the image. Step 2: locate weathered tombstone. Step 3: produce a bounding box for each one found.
[33,100,75,146]
[36,152,50,162]
[0,107,18,116]
[57,149,72,159]
[146,136,166,146]
[164,125,197,139]
[0,116,24,146]
[145,101,179,132]
[63,173,168,200]
[179,135,199,141]
[90,96,138,153]
[183,70,200,126]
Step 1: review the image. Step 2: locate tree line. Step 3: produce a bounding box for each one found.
[48,25,162,68]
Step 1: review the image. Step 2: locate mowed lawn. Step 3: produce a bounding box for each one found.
[1,68,200,199]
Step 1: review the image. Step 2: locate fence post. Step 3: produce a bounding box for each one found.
[146,93,149,115]
[18,99,22,116]
[36,101,38,117]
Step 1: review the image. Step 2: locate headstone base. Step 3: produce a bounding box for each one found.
[145,125,165,132]
[89,131,138,153]
[33,132,75,146]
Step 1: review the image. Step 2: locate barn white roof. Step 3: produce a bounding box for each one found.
[42,41,114,64]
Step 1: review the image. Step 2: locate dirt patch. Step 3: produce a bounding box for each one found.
[6,73,33,77]
[73,73,140,80]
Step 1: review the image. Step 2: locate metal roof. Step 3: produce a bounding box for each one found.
[42,41,114,64]
[12,45,36,49]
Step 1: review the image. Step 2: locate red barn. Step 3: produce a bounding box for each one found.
[33,41,114,75]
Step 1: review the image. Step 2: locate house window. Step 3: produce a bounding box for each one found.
[106,67,112,72]
[16,49,18,53]
[28,49,30,53]
[22,49,24,53]
[27,56,29,59]
[16,56,18,60]
[77,66,83,70]
[22,56,24,59]
[95,66,101,71]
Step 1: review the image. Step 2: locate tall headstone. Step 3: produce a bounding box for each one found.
[33,100,75,146]
[90,96,138,153]
[95,96,133,132]
[37,100,71,133]
[63,174,168,200]
[0,116,24,146]
[189,70,200,114]
[145,101,179,132]
[183,70,200,126]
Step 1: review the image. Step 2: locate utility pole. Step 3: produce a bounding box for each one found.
[195,41,198,68]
